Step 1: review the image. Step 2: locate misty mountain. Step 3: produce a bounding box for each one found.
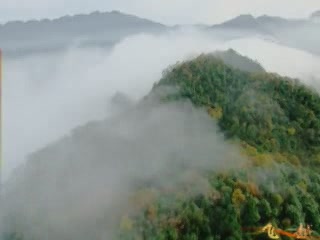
[5,50,320,239]
[109,91,135,114]
[214,49,265,73]
[210,14,320,55]
[2,97,237,240]
[0,10,167,57]
[0,50,264,239]
[311,10,320,20]
[3,10,320,58]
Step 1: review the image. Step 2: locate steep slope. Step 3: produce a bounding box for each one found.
[1,100,243,240]
[214,49,265,73]
[2,51,320,240]
[120,52,320,239]
[157,53,320,165]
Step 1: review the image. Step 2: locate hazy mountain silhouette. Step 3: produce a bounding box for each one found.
[210,14,320,55]
[2,10,320,57]
[0,10,167,57]
[311,10,320,21]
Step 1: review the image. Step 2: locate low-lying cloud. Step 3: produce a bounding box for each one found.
[4,28,320,181]
[2,26,320,239]
[1,100,245,239]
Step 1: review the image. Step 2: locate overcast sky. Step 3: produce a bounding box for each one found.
[1,0,320,25]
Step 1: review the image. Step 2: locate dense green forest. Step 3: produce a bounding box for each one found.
[119,50,320,239]
[3,50,320,240]
[156,50,320,167]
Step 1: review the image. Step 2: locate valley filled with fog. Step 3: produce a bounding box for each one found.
[2,8,320,240]
[4,26,320,180]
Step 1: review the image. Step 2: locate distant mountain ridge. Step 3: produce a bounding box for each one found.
[2,10,320,57]
[210,13,320,55]
[0,10,167,57]
[0,10,165,35]
[311,10,320,22]
[311,10,320,18]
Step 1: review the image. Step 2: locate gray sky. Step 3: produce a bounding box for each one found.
[1,0,320,25]
[0,0,320,24]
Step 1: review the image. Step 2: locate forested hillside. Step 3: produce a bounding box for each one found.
[157,50,320,167]
[3,50,320,240]
[119,51,320,239]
